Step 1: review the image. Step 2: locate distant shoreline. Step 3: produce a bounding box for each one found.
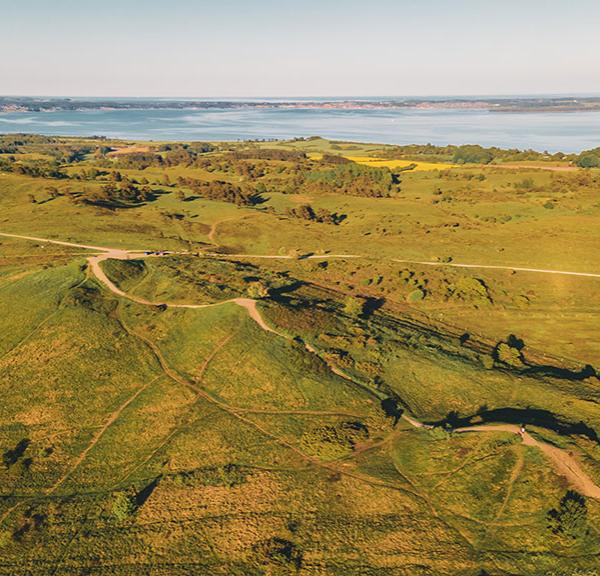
[3,96,600,114]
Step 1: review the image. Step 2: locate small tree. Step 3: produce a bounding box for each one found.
[246,281,270,299]
[344,295,364,317]
[27,194,37,204]
[547,490,588,543]
[110,490,138,521]
[494,335,525,368]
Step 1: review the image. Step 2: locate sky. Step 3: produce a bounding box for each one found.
[1,0,599,98]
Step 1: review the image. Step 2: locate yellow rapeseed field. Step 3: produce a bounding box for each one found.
[345,155,456,171]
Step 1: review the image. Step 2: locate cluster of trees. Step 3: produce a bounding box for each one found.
[320,153,352,165]
[287,204,346,225]
[0,157,66,179]
[83,181,155,207]
[381,143,574,164]
[452,145,496,164]
[0,133,60,151]
[0,134,95,163]
[576,148,600,168]
[108,143,216,170]
[227,148,307,162]
[177,177,263,206]
[301,163,400,197]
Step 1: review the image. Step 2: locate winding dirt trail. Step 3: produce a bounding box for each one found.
[455,424,600,500]
[2,230,600,499]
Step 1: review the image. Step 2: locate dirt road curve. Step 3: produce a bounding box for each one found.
[455,425,600,500]
[2,230,600,499]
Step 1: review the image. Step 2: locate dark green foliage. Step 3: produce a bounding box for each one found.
[229,148,307,161]
[493,334,525,367]
[109,490,138,521]
[84,181,156,207]
[102,259,146,285]
[301,420,369,458]
[448,277,492,307]
[547,491,588,543]
[303,163,399,197]
[287,204,346,225]
[178,177,264,206]
[63,283,117,314]
[320,153,352,165]
[344,295,365,317]
[452,145,494,164]
[577,153,600,168]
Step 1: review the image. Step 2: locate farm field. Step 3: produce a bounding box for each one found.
[0,134,599,575]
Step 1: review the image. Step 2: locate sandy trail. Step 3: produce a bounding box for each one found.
[393,259,600,279]
[2,230,600,499]
[0,232,124,254]
[455,424,600,500]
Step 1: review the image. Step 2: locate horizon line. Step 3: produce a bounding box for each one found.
[3,92,600,100]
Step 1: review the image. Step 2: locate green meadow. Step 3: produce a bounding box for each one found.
[0,134,599,575]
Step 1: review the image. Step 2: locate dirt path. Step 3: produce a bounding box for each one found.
[454,424,600,500]
[47,377,157,494]
[207,217,241,244]
[3,230,600,499]
[490,163,577,172]
[0,232,122,254]
[393,259,600,280]
[493,448,524,522]
[89,252,283,334]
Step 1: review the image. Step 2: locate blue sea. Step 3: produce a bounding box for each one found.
[1,106,599,152]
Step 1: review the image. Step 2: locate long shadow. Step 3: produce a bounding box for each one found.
[269,281,306,302]
[135,476,161,508]
[522,362,597,382]
[431,407,599,445]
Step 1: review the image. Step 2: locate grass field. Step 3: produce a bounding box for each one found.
[0,135,599,575]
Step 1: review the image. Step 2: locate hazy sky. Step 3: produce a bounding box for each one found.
[2,0,599,97]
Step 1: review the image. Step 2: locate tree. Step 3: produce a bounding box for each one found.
[246,281,270,299]
[493,335,525,368]
[547,491,588,543]
[344,295,364,317]
[577,154,600,168]
[27,194,37,204]
[109,490,138,521]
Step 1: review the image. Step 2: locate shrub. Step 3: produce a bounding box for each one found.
[452,145,494,164]
[494,342,524,368]
[450,277,492,307]
[109,491,138,521]
[577,154,600,168]
[406,289,425,303]
[301,421,369,459]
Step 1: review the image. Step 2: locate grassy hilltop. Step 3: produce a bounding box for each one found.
[0,134,599,575]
